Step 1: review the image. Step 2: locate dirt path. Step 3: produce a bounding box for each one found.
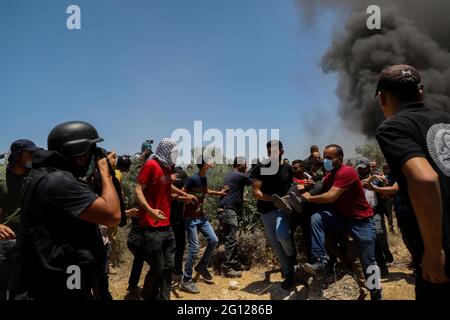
[109,228,415,300]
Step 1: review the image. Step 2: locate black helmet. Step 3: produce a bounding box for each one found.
[48,121,104,157]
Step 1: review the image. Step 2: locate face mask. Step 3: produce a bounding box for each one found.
[323,159,334,172]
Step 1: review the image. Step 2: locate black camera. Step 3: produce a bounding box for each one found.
[92,147,131,172]
[89,147,128,227]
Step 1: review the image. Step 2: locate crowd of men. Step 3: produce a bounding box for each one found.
[0,64,449,301]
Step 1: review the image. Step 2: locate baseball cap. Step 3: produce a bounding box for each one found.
[375,64,423,98]
[355,157,370,169]
[7,139,42,166]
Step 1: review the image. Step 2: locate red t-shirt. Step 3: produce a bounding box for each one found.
[137,159,172,228]
[322,165,373,219]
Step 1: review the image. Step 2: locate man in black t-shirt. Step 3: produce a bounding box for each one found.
[170,166,189,278]
[219,157,253,278]
[375,64,450,300]
[12,121,121,300]
[251,140,295,290]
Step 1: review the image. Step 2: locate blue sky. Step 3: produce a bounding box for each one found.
[0,0,365,161]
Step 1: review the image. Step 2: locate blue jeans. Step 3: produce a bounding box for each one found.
[183,217,218,281]
[310,211,378,282]
[261,209,295,275]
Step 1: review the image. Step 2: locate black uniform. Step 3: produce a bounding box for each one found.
[12,150,109,300]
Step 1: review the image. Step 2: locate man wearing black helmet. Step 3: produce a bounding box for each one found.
[375,64,450,299]
[12,121,121,300]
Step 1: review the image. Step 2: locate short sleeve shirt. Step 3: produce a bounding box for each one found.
[220,170,253,211]
[323,165,373,219]
[137,159,172,227]
[376,103,450,274]
[183,173,208,218]
[250,162,293,214]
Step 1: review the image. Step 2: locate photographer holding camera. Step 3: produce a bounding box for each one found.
[12,121,121,300]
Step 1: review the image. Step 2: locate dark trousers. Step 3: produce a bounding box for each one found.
[384,198,394,229]
[218,209,239,270]
[415,267,450,300]
[288,181,324,206]
[373,212,393,266]
[127,223,145,289]
[0,240,16,300]
[129,256,144,289]
[171,220,186,274]
[141,228,175,300]
[290,213,312,263]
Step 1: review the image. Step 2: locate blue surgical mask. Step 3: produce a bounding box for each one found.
[323,159,334,172]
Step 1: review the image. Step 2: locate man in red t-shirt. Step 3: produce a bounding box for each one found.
[134,138,196,300]
[301,144,381,300]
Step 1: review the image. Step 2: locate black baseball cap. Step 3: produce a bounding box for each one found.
[375,64,423,98]
[7,139,42,165]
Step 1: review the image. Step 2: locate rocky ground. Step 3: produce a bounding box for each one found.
[109,226,415,300]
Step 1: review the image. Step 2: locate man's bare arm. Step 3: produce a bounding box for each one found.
[402,157,449,283]
[252,179,273,202]
[135,182,166,221]
[303,187,345,204]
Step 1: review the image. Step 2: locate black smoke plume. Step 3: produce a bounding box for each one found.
[297,0,450,137]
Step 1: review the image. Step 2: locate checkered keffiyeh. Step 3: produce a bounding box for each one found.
[150,138,178,168]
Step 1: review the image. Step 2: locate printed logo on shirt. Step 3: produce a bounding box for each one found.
[427,123,450,177]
